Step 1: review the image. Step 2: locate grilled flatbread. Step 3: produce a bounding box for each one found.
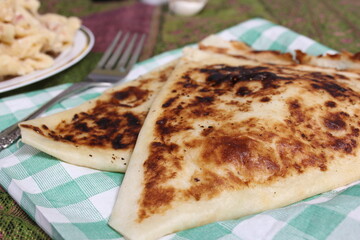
[199,35,295,65]
[109,48,360,240]
[295,49,360,71]
[19,62,175,172]
[18,36,294,172]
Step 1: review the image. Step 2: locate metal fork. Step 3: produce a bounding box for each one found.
[0,31,146,151]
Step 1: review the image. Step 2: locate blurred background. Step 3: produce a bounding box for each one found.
[39,0,360,54]
[1,0,359,98]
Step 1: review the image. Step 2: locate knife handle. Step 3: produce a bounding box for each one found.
[0,123,21,151]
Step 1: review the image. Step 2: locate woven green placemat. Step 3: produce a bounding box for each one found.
[0,186,50,240]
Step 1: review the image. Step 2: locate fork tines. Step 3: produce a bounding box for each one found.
[97,31,147,73]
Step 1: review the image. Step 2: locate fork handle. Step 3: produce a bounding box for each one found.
[0,81,105,151]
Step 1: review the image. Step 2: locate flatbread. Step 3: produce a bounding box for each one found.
[18,36,293,172]
[19,62,175,172]
[109,48,360,240]
[199,35,295,65]
[296,49,360,71]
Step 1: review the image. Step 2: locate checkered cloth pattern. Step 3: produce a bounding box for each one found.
[2,18,360,240]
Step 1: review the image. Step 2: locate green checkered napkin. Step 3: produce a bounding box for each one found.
[1,18,358,240]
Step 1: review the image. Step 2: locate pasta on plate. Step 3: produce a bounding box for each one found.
[0,0,81,80]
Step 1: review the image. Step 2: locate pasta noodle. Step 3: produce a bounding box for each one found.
[0,0,81,79]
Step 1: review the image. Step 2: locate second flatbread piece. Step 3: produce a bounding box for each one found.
[109,48,360,239]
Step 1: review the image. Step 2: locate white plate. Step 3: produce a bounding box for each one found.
[0,26,95,93]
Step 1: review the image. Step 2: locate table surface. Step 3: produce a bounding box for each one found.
[0,0,359,238]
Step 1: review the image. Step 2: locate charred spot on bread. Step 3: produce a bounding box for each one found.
[22,87,148,150]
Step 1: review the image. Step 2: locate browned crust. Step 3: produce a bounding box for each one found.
[136,60,360,222]
[296,50,360,72]
[20,64,175,152]
[199,39,295,65]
